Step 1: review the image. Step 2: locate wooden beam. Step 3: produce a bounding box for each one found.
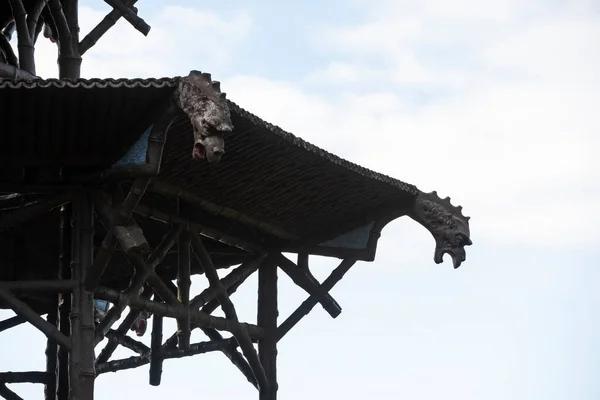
[79,0,137,55]
[190,233,268,391]
[105,330,150,356]
[96,339,230,375]
[0,383,21,400]
[0,371,50,383]
[134,204,262,253]
[44,307,58,400]
[190,256,263,309]
[69,192,96,399]
[95,286,152,364]
[160,259,262,388]
[277,259,356,342]
[0,288,71,351]
[258,255,278,400]
[85,178,150,291]
[57,205,71,400]
[176,229,192,349]
[149,311,163,386]
[0,194,71,232]
[94,287,265,339]
[0,280,77,293]
[0,315,25,333]
[94,225,182,343]
[276,253,342,318]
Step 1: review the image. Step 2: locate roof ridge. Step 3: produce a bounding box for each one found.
[0,76,180,89]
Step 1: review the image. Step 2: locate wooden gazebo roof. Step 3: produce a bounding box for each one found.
[0,77,423,263]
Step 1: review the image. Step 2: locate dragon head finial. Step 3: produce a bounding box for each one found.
[176,70,233,163]
[409,191,472,269]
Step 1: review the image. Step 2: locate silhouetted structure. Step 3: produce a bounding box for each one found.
[0,1,472,399]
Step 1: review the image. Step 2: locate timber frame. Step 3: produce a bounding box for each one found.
[0,1,473,400]
[0,185,360,399]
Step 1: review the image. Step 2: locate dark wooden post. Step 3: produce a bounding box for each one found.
[258,257,278,399]
[57,205,72,400]
[44,306,58,400]
[58,0,82,79]
[69,193,95,400]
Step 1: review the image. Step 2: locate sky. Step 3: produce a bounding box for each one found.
[1,0,599,399]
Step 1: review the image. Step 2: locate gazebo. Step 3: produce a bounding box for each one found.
[0,2,472,399]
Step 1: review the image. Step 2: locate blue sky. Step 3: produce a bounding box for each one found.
[1,1,599,399]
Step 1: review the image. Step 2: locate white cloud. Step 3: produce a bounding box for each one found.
[225,0,600,249]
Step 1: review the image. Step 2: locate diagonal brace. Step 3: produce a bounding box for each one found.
[94,225,182,344]
[276,253,342,318]
[0,287,71,351]
[86,178,150,291]
[277,258,357,342]
[190,232,269,392]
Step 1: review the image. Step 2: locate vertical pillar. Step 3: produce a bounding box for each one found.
[257,257,278,399]
[57,206,71,400]
[44,307,58,400]
[69,192,95,400]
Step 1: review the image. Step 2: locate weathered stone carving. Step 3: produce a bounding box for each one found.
[175,70,233,163]
[408,191,472,269]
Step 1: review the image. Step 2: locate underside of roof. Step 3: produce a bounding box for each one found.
[0,77,422,261]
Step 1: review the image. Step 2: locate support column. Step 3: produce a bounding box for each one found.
[69,193,96,400]
[44,306,58,400]
[57,206,71,400]
[257,257,278,400]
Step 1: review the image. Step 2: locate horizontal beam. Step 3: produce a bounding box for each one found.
[134,204,263,253]
[0,280,77,293]
[96,339,232,375]
[95,287,264,339]
[0,371,50,383]
[0,194,71,232]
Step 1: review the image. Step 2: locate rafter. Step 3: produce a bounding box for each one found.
[0,194,71,232]
[103,0,150,35]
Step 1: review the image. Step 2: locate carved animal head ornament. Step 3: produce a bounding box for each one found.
[409,191,472,269]
[176,70,233,163]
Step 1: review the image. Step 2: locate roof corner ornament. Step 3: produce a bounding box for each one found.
[408,191,472,269]
[175,70,234,164]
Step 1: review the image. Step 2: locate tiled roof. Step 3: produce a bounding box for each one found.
[0,77,419,244]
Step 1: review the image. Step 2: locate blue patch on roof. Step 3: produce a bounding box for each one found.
[318,221,375,250]
[113,125,153,167]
